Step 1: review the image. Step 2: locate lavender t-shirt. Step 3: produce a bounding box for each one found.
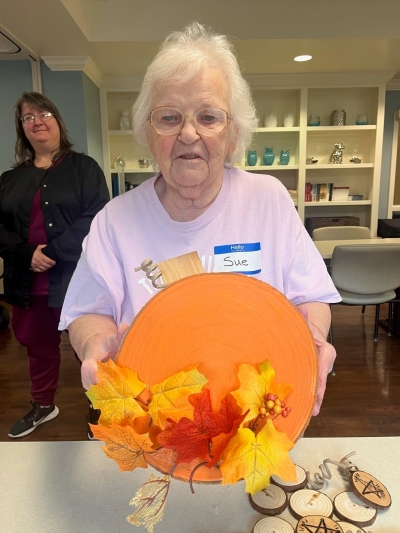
[59,168,340,329]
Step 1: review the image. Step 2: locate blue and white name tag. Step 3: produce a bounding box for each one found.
[213,242,261,274]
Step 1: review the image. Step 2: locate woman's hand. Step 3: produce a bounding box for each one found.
[77,321,129,390]
[31,244,56,272]
[296,302,336,416]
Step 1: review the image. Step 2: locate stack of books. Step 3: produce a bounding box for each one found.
[305,183,334,202]
[287,189,298,203]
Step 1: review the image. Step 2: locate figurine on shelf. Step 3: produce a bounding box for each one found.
[356,114,369,125]
[264,111,278,128]
[247,150,257,166]
[330,142,345,164]
[306,156,318,164]
[350,156,362,164]
[263,147,275,165]
[280,149,290,165]
[119,109,130,130]
[308,114,320,126]
[283,113,295,127]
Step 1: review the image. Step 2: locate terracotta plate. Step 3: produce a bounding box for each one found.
[117,273,317,480]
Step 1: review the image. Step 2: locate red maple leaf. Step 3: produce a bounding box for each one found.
[156,389,246,465]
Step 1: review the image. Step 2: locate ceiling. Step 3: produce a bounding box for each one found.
[2,0,400,83]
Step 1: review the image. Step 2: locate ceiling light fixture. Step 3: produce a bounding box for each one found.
[294,55,312,62]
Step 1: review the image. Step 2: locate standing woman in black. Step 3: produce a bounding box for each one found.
[0,92,110,438]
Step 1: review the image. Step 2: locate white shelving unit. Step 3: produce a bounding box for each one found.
[100,73,389,235]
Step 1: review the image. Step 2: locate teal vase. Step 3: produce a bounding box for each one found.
[280,149,290,165]
[247,150,257,166]
[263,147,275,166]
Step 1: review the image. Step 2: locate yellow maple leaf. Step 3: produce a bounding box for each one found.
[91,423,154,472]
[231,360,294,422]
[149,368,208,427]
[219,421,296,495]
[87,359,148,426]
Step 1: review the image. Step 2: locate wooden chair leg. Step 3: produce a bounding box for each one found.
[362,305,366,314]
[374,304,380,341]
[388,302,393,337]
[328,323,335,376]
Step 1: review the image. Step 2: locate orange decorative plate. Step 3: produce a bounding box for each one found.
[117,273,317,481]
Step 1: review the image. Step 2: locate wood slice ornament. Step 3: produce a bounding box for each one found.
[337,522,366,533]
[250,484,288,515]
[295,515,343,533]
[349,469,392,510]
[271,465,307,492]
[289,489,333,519]
[253,516,295,533]
[117,273,318,482]
[333,492,377,528]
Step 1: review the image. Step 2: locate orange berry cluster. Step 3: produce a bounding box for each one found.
[259,393,291,418]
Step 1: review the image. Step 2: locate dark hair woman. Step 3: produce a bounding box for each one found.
[0,92,110,438]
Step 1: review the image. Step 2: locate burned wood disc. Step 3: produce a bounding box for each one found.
[333,492,377,528]
[337,522,366,533]
[250,484,288,515]
[253,516,294,533]
[289,489,333,519]
[295,515,343,532]
[271,465,307,492]
[349,469,392,510]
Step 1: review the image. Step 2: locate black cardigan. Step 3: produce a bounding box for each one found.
[0,153,110,308]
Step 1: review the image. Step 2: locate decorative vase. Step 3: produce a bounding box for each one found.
[247,150,257,166]
[264,111,278,128]
[283,113,295,127]
[308,115,320,126]
[280,149,290,165]
[356,114,369,125]
[263,147,275,166]
[332,109,346,126]
[119,110,130,130]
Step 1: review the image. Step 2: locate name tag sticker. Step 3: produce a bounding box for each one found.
[214,242,261,274]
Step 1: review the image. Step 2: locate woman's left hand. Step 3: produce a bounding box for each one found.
[31,244,56,272]
[312,337,336,415]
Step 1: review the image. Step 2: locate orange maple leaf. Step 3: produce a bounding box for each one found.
[231,359,294,422]
[149,368,208,427]
[86,359,148,427]
[219,421,296,495]
[91,422,154,472]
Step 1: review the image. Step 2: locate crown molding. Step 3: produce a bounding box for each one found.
[387,78,400,91]
[41,56,103,87]
[244,71,397,88]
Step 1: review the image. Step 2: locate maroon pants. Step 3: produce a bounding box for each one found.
[12,295,62,406]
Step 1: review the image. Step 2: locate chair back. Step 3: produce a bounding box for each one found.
[313,226,371,241]
[331,244,400,295]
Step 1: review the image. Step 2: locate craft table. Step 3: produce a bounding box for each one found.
[313,238,400,259]
[1,437,398,532]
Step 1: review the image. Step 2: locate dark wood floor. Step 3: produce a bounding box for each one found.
[0,302,399,441]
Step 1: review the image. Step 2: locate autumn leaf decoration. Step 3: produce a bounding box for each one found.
[87,358,296,532]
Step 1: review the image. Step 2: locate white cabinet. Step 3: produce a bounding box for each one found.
[100,76,387,235]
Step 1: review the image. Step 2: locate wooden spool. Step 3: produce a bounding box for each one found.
[117,273,318,483]
[289,489,333,519]
[253,516,295,533]
[271,465,307,492]
[333,492,377,528]
[337,522,366,533]
[295,516,344,532]
[249,484,288,515]
[349,470,392,510]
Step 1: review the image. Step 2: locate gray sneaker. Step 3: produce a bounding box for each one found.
[8,401,59,438]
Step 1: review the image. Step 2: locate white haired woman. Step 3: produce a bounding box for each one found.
[60,23,340,430]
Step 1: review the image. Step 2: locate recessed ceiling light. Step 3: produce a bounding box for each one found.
[294,55,312,62]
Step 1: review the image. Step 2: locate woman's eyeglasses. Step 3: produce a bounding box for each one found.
[21,112,54,124]
[148,107,232,137]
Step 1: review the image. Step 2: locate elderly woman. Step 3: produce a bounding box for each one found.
[60,23,340,424]
[1,92,109,438]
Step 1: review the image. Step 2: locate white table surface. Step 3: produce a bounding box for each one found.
[1,437,398,532]
[313,238,400,259]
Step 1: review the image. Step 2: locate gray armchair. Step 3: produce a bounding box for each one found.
[330,244,400,341]
[312,226,371,241]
